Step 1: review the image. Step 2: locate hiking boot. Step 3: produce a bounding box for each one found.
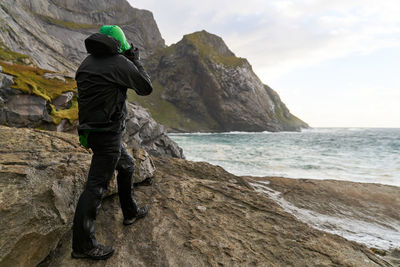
[123,206,149,225]
[71,244,114,260]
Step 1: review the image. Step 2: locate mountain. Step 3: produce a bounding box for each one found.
[133,30,308,132]
[0,0,308,132]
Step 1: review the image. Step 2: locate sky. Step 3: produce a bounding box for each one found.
[128,0,400,127]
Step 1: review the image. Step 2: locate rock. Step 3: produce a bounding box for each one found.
[0,126,91,267]
[123,102,184,158]
[0,126,156,266]
[261,177,400,252]
[43,73,66,82]
[52,91,74,110]
[141,30,309,132]
[128,146,155,184]
[39,156,391,266]
[0,72,14,89]
[196,205,207,212]
[43,118,78,133]
[6,94,49,127]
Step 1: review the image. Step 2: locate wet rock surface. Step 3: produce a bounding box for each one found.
[250,177,400,265]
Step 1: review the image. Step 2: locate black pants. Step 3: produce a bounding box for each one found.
[72,131,139,252]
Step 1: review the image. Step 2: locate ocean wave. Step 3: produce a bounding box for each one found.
[169,128,400,187]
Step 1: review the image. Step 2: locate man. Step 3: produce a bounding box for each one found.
[71,25,153,260]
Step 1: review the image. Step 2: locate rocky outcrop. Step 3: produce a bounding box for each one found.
[134,31,308,132]
[0,0,165,75]
[124,102,184,158]
[0,64,183,158]
[0,125,155,267]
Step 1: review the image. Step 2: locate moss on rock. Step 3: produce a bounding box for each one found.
[0,42,30,64]
[34,13,99,29]
[0,60,78,125]
[183,31,246,68]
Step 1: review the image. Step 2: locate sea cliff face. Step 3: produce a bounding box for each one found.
[0,126,397,267]
[0,0,308,132]
[134,31,308,132]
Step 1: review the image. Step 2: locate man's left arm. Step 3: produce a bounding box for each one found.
[114,46,153,96]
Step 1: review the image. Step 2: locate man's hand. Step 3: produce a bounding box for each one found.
[123,43,140,61]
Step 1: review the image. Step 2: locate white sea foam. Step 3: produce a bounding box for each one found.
[251,182,400,250]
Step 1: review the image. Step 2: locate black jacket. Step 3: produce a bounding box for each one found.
[76,33,152,134]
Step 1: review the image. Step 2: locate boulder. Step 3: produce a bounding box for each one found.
[0,72,14,89]
[128,146,155,184]
[123,102,184,158]
[5,94,50,127]
[0,126,155,267]
[51,91,74,109]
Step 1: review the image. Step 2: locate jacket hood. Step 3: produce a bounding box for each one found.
[85,33,121,56]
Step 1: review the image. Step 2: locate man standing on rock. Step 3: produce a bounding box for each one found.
[72,25,153,260]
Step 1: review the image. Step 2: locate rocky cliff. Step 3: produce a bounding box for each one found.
[131,31,308,132]
[1,126,397,266]
[0,0,185,158]
[0,0,308,132]
[0,0,165,75]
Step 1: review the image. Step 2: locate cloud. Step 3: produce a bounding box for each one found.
[130,0,400,83]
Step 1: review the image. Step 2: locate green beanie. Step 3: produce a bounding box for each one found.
[99,25,131,53]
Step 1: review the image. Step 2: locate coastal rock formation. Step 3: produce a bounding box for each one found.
[0,0,308,132]
[0,0,165,75]
[1,126,396,267]
[0,126,155,267]
[133,31,308,132]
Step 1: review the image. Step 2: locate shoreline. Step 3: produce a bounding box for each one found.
[246,176,400,252]
[1,126,399,266]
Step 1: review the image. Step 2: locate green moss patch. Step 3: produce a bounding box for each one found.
[184,32,246,68]
[50,97,78,124]
[34,13,99,29]
[0,60,78,124]
[0,42,30,64]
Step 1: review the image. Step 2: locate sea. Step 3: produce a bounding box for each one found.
[169,128,400,187]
